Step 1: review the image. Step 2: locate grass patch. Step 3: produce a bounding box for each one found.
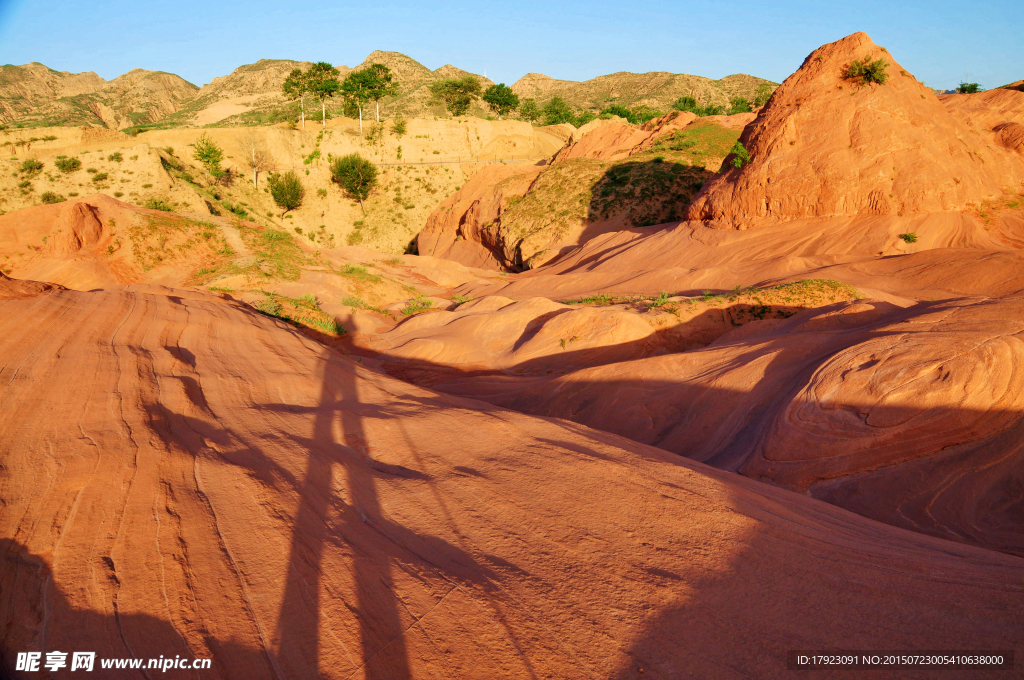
[401,296,434,316]
[899,232,918,243]
[252,291,346,334]
[128,214,233,275]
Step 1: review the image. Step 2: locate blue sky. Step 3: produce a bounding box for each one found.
[0,0,1020,90]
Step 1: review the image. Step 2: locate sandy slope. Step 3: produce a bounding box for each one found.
[1,276,1022,679]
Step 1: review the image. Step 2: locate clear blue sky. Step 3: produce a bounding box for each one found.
[0,0,1020,90]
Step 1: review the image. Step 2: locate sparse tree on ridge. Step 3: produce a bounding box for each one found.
[330,153,378,214]
[429,76,482,117]
[483,83,519,120]
[306,62,341,128]
[282,69,308,129]
[341,70,373,135]
[363,63,400,122]
[239,130,273,188]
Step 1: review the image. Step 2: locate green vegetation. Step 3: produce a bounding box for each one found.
[429,76,482,116]
[282,68,309,128]
[401,296,434,316]
[843,57,889,86]
[361,63,400,122]
[267,170,305,215]
[391,115,407,136]
[728,140,751,169]
[20,158,43,175]
[191,133,224,179]
[128,214,231,274]
[600,104,665,125]
[336,263,382,283]
[673,96,725,117]
[956,82,981,94]
[483,83,520,119]
[306,62,342,127]
[519,98,540,123]
[728,97,752,114]
[91,172,108,183]
[54,156,81,173]
[330,154,378,213]
[144,197,174,212]
[40,191,64,204]
[541,97,575,125]
[253,291,345,335]
[107,152,123,163]
[752,83,774,107]
[899,232,918,243]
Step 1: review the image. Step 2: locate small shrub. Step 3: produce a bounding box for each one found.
[142,183,153,188]
[113,191,123,198]
[391,115,407,136]
[54,156,80,173]
[40,191,65,204]
[20,159,43,175]
[91,172,108,183]
[956,82,981,94]
[108,152,123,162]
[317,188,327,198]
[899,232,918,243]
[843,57,889,86]
[330,154,378,214]
[267,170,305,215]
[144,197,174,212]
[729,141,752,169]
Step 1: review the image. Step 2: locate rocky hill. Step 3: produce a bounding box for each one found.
[0,63,198,129]
[511,70,777,113]
[2,54,777,130]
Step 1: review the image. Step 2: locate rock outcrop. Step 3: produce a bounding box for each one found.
[688,32,1024,228]
[2,278,1022,678]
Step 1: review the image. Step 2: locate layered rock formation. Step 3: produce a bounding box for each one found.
[2,277,1022,679]
[688,32,1024,228]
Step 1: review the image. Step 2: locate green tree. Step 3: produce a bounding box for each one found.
[330,154,378,214]
[728,97,752,114]
[601,104,635,122]
[282,69,308,130]
[191,133,224,181]
[956,82,981,93]
[363,63,400,122]
[306,62,341,128]
[341,70,373,135]
[268,170,305,216]
[541,97,575,125]
[519,98,540,123]
[482,83,519,120]
[429,76,482,116]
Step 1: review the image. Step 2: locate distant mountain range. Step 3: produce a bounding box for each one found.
[0,53,778,130]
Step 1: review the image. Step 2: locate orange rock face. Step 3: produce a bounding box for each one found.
[688,32,1024,228]
[3,278,1023,679]
[416,163,543,270]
